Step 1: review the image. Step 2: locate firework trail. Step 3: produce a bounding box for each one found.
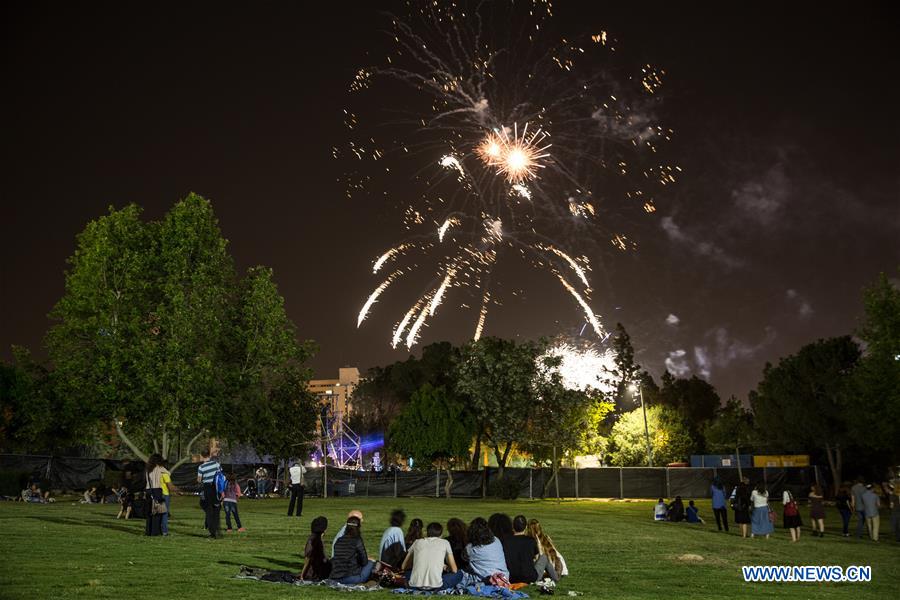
[344,1,676,348]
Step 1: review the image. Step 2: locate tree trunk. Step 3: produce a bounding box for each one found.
[114,420,148,462]
[444,463,453,499]
[494,442,513,479]
[471,428,483,470]
[170,430,205,470]
[824,442,842,496]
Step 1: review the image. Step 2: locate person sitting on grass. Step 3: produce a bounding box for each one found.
[401,521,461,590]
[488,513,514,541]
[379,509,407,569]
[329,516,375,585]
[686,500,704,524]
[405,518,424,548]
[300,516,332,581]
[332,509,364,556]
[504,515,558,584]
[81,486,101,504]
[667,496,685,522]
[654,498,668,521]
[445,518,470,573]
[527,519,567,578]
[463,517,509,585]
[22,483,48,503]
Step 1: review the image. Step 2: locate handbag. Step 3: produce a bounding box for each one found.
[146,472,168,515]
[767,508,776,523]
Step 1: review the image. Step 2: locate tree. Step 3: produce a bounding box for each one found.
[703,396,755,477]
[388,384,473,497]
[656,375,720,452]
[606,323,642,414]
[751,336,860,492]
[606,404,693,466]
[849,272,900,464]
[456,337,545,477]
[46,195,316,467]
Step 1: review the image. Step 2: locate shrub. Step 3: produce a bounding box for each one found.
[488,477,520,500]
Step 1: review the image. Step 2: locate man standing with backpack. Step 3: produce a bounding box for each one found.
[198,448,223,538]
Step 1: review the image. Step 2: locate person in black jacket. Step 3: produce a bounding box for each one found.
[329,517,375,584]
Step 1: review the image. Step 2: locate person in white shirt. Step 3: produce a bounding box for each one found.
[255,465,269,496]
[288,461,307,517]
[401,522,461,590]
[750,482,774,538]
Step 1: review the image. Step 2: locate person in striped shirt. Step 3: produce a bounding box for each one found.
[197,449,222,538]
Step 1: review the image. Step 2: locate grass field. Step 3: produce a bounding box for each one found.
[1,495,897,599]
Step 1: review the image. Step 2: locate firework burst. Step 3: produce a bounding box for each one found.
[344,1,676,348]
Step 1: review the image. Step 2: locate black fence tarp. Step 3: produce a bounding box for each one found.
[0,454,824,500]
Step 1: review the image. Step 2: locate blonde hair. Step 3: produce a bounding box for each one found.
[527,519,561,574]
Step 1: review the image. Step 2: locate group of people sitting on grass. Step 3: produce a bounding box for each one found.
[300,509,567,591]
[654,496,703,523]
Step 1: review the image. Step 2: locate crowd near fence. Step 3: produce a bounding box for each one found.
[0,454,824,501]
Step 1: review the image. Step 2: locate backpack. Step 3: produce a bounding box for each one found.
[215,470,227,495]
[784,492,798,517]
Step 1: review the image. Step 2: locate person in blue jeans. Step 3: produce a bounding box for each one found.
[329,516,375,585]
[850,478,867,539]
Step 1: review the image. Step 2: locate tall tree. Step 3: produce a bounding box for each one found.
[849,272,900,464]
[751,336,860,491]
[388,383,473,497]
[656,375,720,452]
[606,323,642,414]
[456,337,545,477]
[606,404,693,466]
[703,396,755,476]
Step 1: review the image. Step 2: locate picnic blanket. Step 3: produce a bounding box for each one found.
[393,585,529,598]
[235,566,379,592]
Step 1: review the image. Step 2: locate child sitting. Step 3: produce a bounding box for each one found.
[686,500,704,524]
[654,498,668,521]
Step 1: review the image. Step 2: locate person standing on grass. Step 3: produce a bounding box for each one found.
[732,476,752,538]
[143,454,166,537]
[750,482,773,538]
[287,461,306,517]
[223,472,245,533]
[710,478,729,532]
[159,460,174,536]
[401,521,462,590]
[887,481,900,542]
[808,484,826,537]
[197,448,222,538]
[782,489,802,542]
[862,484,880,541]
[851,477,867,539]
[330,516,376,585]
[835,483,853,537]
[255,465,269,497]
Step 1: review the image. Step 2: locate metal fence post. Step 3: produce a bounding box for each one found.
[575,464,579,499]
[367,470,370,498]
[435,469,440,498]
[529,469,533,500]
[393,469,398,498]
[814,465,821,488]
[665,467,671,498]
[619,467,624,499]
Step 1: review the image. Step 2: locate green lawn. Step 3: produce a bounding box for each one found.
[0,496,897,599]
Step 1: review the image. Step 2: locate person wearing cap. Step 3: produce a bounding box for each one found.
[329,516,375,584]
[332,510,364,556]
[301,516,332,581]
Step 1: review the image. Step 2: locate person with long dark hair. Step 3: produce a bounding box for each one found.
[405,518,424,548]
[750,482,773,538]
[463,517,508,584]
[808,484,826,537]
[445,518,469,572]
[143,454,166,537]
[835,483,853,537]
[300,516,332,581]
[330,516,375,584]
[732,476,752,538]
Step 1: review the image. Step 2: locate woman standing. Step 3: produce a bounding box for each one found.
[143,454,166,537]
[710,478,729,532]
[782,489,802,542]
[732,477,752,538]
[750,482,773,539]
[808,484,826,537]
[835,484,852,537]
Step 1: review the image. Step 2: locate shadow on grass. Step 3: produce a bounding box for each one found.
[253,556,301,569]
[217,559,296,572]
[25,514,144,536]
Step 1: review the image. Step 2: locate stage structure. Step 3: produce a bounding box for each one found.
[309,367,362,470]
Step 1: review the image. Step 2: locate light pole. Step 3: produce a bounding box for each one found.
[629,383,653,467]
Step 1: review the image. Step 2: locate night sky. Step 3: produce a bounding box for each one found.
[3,2,898,400]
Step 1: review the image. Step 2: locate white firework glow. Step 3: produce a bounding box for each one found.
[545,342,616,393]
